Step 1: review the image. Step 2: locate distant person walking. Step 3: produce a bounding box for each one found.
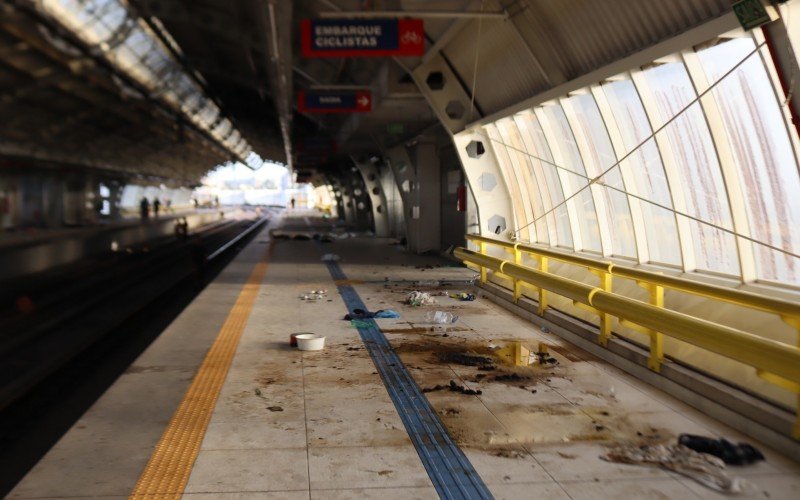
[139,196,150,221]
[290,197,296,209]
[153,197,161,218]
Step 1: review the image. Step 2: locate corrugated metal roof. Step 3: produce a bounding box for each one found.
[443,16,549,115]
[440,0,732,116]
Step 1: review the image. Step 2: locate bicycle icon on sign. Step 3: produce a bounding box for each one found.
[401,30,423,46]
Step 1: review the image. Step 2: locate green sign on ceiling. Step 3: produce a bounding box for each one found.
[732,0,771,31]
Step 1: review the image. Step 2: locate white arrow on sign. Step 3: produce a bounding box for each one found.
[358,95,370,108]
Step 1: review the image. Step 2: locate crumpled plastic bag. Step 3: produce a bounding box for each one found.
[321,253,340,262]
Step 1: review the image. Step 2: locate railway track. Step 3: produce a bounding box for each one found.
[0,215,269,494]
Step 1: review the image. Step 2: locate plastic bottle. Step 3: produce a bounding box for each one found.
[425,310,458,324]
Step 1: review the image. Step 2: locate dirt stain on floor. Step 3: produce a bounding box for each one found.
[387,335,673,454]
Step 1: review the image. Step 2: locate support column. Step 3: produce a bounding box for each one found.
[386,143,441,253]
[352,156,390,237]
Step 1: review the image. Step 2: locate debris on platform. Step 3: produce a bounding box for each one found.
[321,253,340,262]
[678,434,765,465]
[422,380,482,396]
[300,289,328,301]
[601,444,750,494]
[425,310,458,324]
[344,308,400,320]
[406,291,437,306]
[438,352,494,367]
[449,292,476,301]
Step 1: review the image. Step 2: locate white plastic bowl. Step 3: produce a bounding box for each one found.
[296,334,326,351]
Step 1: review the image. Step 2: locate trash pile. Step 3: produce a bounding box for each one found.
[602,443,749,494]
[406,291,437,307]
[602,435,765,494]
[299,289,328,301]
[678,434,764,465]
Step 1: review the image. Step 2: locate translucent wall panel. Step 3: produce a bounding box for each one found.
[565,93,636,257]
[485,124,532,240]
[537,105,602,252]
[514,113,573,248]
[698,38,800,284]
[496,118,549,244]
[601,80,682,265]
[641,62,739,274]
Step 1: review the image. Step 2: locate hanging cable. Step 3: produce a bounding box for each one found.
[468,0,486,123]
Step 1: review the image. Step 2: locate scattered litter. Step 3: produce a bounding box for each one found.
[602,444,751,494]
[267,406,284,412]
[532,344,559,365]
[422,380,482,396]
[349,319,372,329]
[438,352,494,367]
[321,253,340,262]
[678,434,765,465]
[493,373,529,382]
[300,289,327,301]
[254,388,262,396]
[558,452,577,460]
[540,326,550,333]
[425,310,458,324]
[344,308,401,320]
[493,449,526,459]
[296,334,326,351]
[450,292,476,301]
[406,291,437,307]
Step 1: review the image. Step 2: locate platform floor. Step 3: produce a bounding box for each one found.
[9,212,800,499]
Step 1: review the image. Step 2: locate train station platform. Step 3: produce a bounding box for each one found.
[10,211,800,499]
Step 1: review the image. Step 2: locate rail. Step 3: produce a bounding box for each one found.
[458,234,800,438]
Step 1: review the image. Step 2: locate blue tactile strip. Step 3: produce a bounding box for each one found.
[323,259,493,500]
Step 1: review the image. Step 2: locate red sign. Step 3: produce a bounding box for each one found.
[297,90,372,113]
[301,19,424,58]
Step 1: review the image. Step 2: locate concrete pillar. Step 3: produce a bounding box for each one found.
[377,158,405,239]
[387,142,441,253]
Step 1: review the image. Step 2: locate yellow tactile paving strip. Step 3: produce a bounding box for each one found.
[129,241,274,499]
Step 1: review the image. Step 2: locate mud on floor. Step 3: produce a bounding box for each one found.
[390,335,674,453]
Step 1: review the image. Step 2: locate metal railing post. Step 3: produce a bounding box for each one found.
[537,256,548,316]
[595,270,613,346]
[478,240,487,284]
[640,281,665,372]
[513,245,522,303]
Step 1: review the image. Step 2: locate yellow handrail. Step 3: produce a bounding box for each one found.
[466,234,800,322]
[458,235,800,438]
